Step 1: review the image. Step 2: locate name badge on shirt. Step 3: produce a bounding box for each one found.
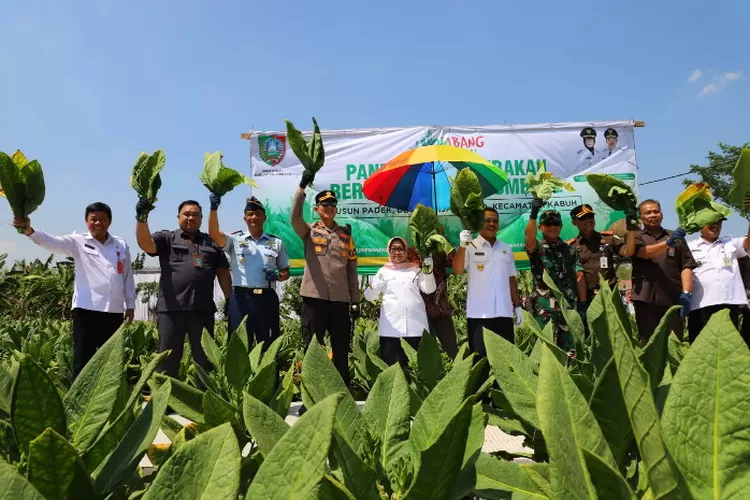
[667,247,675,258]
[474,251,486,271]
[723,253,732,267]
[192,254,204,268]
[600,256,608,269]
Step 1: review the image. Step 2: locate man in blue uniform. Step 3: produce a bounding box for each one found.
[208,195,290,347]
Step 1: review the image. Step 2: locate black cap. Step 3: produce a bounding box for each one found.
[570,204,596,220]
[580,127,597,139]
[244,197,265,213]
[604,128,618,139]
[539,210,563,225]
[315,190,338,205]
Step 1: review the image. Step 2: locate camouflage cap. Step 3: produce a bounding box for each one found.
[539,210,563,225]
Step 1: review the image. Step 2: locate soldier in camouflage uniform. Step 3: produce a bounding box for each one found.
[525,202,587,353]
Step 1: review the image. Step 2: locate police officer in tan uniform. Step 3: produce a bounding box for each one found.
[292,173,359,385]
[568,204,637,305]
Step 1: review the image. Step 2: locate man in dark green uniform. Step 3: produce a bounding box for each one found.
[568,203,637,305]
[525,201,587,354]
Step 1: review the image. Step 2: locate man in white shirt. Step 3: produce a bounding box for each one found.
[687,217,750,343]
[14,203,136,377]
[452,207,522,357]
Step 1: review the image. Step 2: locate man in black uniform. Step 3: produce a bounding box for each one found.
[568,204,637,306]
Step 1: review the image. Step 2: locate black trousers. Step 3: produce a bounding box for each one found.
[742,308,750,349]
[157,311,215,378]
[688,304,741,344]
[467,317,514,358]
[380,336,421,368]
[72,308,124,378]
[633,301,684,345]
[428,316,458,359]
[301,297,351,385]
[227,287,280,349]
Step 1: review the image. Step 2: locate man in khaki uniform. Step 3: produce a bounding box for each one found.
[292,178,359,384]
[568,203,637,305]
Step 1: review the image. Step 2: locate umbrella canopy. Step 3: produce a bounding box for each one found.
[362,145,508,211]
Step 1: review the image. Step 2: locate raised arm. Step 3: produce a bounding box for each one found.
[208,200,227,249]
[291,187,310,239]
[619,229,637,257]
[14,217,77,256]
[136,220,157,255]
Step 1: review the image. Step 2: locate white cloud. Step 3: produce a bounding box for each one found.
[699,83,720,97]
[721,71,742,81]
[688,69,702,83]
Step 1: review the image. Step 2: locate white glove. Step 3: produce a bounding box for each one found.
[422,257,434,274]
[460,230,473,248]
[513,306,524,327]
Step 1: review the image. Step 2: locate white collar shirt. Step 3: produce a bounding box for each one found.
[464,235,517,319]
[364,266,436,338]
[28,230,136,313]
[688,236,748,310]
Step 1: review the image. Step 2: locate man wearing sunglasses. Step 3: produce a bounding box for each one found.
[526,200,587,355]
[292,173,359,385]
[453,207,522,357]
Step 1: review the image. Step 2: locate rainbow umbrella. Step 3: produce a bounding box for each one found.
[363,145,508,211]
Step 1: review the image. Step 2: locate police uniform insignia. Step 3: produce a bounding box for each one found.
[230,230,242,235]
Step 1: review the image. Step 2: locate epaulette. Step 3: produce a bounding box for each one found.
[230,230,243,235]
[567,237,577,245]
[600,230,613,235]
[266,233,279,239]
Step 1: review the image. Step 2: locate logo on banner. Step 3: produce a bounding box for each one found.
[258,135,286,166]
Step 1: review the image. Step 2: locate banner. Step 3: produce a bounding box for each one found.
[248,121,639,274]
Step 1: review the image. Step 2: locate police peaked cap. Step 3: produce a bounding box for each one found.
[315,190,338,204]
[604,128,618,139]
[570,204,596,219]
[580,127,597,139]
[245,197,265,212]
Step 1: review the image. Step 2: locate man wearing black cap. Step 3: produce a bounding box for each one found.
[292,173,359,385]
[577,127,599,169]
[526,199,588,354]
[568,203,637,305]
[207,194,290,348]
[599,128,620,159]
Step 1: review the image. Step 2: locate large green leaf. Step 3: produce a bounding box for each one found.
[728,147,750,211]
[585,173,637,212]
[472,453,548,499]
[242,392,290,457]
[203,390,238,429]
[301,341,378,499]
[130,150,165,203]
[200,330,222,372]
[0,151,25,218]
[661,310,750,498]
[247,393,341,499]
[452,402,488,499]
[449,169,485,232]
[581,448,637,499]
[19,159,45,216]
[144,422,240,500]
[87,351,169,468]
[417,332,444,391]
[246,359,277,404]
[225,330,252,392]
[0,457,46,500]
[0,364,13,415]
[27,428,95,500]
[63,327,125,451]
[483,329,539,428]
[410,356,473,451]
[93,380,171,493]
[588,359,632,465]
[11,356,66,456]
[601,284,688,498]
[639,306,679,393]
[408,204,453,257]
[537,345,616,499]
[407,399,474,500]
[285,118,325,174]
[270,365,295,418]
[151,373,205,423]
[362,364,411,471]
[199,151,257,196]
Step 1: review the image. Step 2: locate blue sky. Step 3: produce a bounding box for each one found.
[1,0,748,264]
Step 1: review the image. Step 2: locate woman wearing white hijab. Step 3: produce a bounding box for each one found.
[365,237,436,366]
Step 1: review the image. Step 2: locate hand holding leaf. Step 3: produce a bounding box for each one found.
[0,150,46,233]
[409,204,453,259]
[200,151,258,197]
[286,118,325,188]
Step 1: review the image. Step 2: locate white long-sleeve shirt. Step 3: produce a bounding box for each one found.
[364,266,436,338]
[28,230,136,313]
[688,236,749,310]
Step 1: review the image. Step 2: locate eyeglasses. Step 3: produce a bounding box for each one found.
[389,247,406,253]
[484,218,499,224]
[318,202,337,208]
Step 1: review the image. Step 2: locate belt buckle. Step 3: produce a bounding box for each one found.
[253,288,263,295]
